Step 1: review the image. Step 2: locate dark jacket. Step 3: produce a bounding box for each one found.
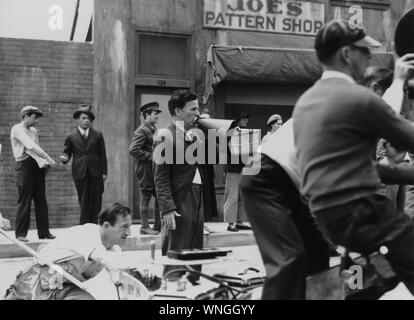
[153,122,205,215]
[225,128,245,174]
[129,120,156,175]
[62,128,107,180]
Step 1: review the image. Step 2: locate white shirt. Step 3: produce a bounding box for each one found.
[185,129,203,185]
[10,122,39,161]
[78,126,90,139]
[38,224,120,281]
[260,119,300,188]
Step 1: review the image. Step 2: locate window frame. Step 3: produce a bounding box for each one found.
[134,27,195,88]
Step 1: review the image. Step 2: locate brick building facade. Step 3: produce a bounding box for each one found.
[0,38,93,227]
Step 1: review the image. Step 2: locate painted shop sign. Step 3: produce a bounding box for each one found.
[203,0,325,36]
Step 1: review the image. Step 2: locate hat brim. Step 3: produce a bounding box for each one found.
[21,110,43,118]
[353,35,382,48]
[73,110,95,121]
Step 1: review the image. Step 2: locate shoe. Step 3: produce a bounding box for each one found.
[235,223,252,230]
[152,226,161,233]
[16,236,29,242]
[140,227,160,235]
[39,233,56,240]
[227,225,239,232]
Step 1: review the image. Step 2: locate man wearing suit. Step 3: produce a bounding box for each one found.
[59,104,107,224]
[153,89,204,283]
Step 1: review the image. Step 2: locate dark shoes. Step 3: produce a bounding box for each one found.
[39,233,56,240]
[227,223,252,232]
[235,223,252,230]
[140,227,160,235]
[227,225,239,232]
[16,236,29,242]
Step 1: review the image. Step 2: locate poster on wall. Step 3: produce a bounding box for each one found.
[203,0,326,36]
[0,0,94,42]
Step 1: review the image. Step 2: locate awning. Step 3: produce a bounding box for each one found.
[203,45,394,104]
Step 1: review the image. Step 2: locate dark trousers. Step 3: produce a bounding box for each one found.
[240,154,330,300]
[140,190,161,230]
[315,193,414,295]
[15,157,50,238]
[74,173,103,225]
[137,162,161,230]
[162,184,204,283]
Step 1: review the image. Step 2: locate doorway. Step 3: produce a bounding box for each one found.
[132,86,185,220]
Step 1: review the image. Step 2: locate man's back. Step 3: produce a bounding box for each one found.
[293,78,404,212]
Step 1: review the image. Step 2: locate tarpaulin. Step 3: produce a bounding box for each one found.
[203,45,394,104]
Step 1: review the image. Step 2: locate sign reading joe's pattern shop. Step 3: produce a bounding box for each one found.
[203,0,325,36]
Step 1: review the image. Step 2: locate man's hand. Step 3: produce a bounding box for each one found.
[0,214,11,231]
[46,156,56,166]
[58,155,69,163]
[103,175,107,182]
[394,53,414,81]
[163,211,181,231]
[140,269,156,288]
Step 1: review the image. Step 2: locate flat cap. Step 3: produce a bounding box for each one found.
[315,20,382,57]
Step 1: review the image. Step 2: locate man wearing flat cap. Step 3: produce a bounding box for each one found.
[293,20,414,294]
[10,106,55,242]
[59,104,107,224]
[129,102,162,235]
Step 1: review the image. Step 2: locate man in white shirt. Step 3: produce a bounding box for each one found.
[10,106,55,242]
[4,203,133,300]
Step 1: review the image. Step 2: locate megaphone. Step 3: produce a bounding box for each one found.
[394,8,414,98]
[194,114,234,132]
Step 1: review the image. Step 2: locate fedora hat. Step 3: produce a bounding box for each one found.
[233,109,251,121]
[73,104,95,121]
[140,102,162,114]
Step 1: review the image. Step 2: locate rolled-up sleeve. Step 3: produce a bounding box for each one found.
[13,126,37,150]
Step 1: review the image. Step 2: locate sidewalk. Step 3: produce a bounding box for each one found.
[0,223,256,259]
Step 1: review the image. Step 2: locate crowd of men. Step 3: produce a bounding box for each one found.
[3,18,414,300]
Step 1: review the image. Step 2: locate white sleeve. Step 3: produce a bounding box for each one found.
[13,126,37,150]
[382,79,405,114]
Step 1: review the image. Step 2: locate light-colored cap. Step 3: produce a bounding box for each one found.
[21,106,43,117]
[267,114,282,126]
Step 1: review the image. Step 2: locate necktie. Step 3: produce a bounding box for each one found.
[82,132,87,141]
